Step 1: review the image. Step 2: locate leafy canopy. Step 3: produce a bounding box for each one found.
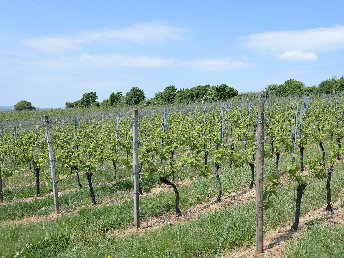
[14,100,36,111]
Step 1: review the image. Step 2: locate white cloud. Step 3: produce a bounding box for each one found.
[79,53,175,68]
[186,57,253,71]
[278,50,318,61]
[23,37,84,52]
[23,22,187,52]
[2,51,252,73]
[242,25,344,60]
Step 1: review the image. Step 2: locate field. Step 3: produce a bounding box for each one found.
[1,95,344,257]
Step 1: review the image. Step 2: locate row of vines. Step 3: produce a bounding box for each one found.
[0,94,344,230]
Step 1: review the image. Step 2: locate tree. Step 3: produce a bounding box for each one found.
[265,84,282,97]
[265,79,305,97]
[188,85,210,102]
[283,79,305,96]
[65,92,98,108]
[99,99,110,108]
[14,100,36,111]
[338,77,344,92]
[175,85,211,104]
[318,77,344,94]
[175,88,192,104]
[152,85,177,105]
[204,84,238,101]
[125,87,145,106]
[109,92,123,106]
[65,101,80,108]
[304,86,318,95]
[80,92,98,108]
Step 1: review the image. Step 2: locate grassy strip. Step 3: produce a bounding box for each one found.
[2,165,122,202]
[0,178,134,221]
[284,222,344,257]
[0,166,251,256]
[51,165,344,258]
[0,161,252,222]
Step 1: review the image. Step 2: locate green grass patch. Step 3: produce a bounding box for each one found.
[0,162,343,257]
[284,222,344,258]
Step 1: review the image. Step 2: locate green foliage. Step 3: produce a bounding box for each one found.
[172,84,238,104]
[125,87,145,105]
[175,85,210,104]
[65,101,79,108]
[285,223,344,258]
[318,76,344,94]
[3,90,344,257]
[14,100,36,111]
[80,92,98,108]
[152,85,177,105]
[109,92,123,106]
[304,85,318,95]
[3,165,344,257]
[265,79,305,97]
[204,84,238,101]
[99,99,110,108]
[65,92,98,108]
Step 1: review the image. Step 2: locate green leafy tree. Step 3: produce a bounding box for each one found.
[175,85,210,104]
[318,78,337,94]
[265,79,305,97]
[80,92,98,108]
[65,92,98,108]
[175,88,192,104]
[109,92,123,106]
[265,84,283,97]
[338,77,344,91]
[125,87,145,105]
[188,85,210,102]
[153,85,177,104]
[304,86,318,95]
[283,79,305,96]
[318,77,344,94]
[14,100,36,111]
[204,84,238,101]
[99,99,110,108]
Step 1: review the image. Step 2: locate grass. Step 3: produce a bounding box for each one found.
[0,163,252,257]
[54,164,344,258]
[0,161,343,257]
[0,162,251,223]
[284,222,344,257]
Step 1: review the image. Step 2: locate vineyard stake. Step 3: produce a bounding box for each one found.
[132,110,140,228]
[255,98,264,254]
[44,115,60,213]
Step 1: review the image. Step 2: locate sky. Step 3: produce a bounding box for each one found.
[1,0,344,108]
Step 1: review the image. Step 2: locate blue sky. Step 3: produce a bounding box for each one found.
[1,0,344,108]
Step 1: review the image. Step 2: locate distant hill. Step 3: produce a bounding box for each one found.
[0,106,13,112]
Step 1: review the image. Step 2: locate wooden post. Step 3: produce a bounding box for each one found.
[220,106,224,145]
[13,125,17,143]
[132,110,140,228]
[44,115,60,213]
[115,115,119,141]
[162,109,167,151]
[256,98,265,254]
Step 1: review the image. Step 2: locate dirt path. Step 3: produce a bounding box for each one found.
[222,189,344,258]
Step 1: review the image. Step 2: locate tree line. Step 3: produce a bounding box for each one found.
[64,84,238,108]
[265,77,344,97]
[11,76,344,110]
